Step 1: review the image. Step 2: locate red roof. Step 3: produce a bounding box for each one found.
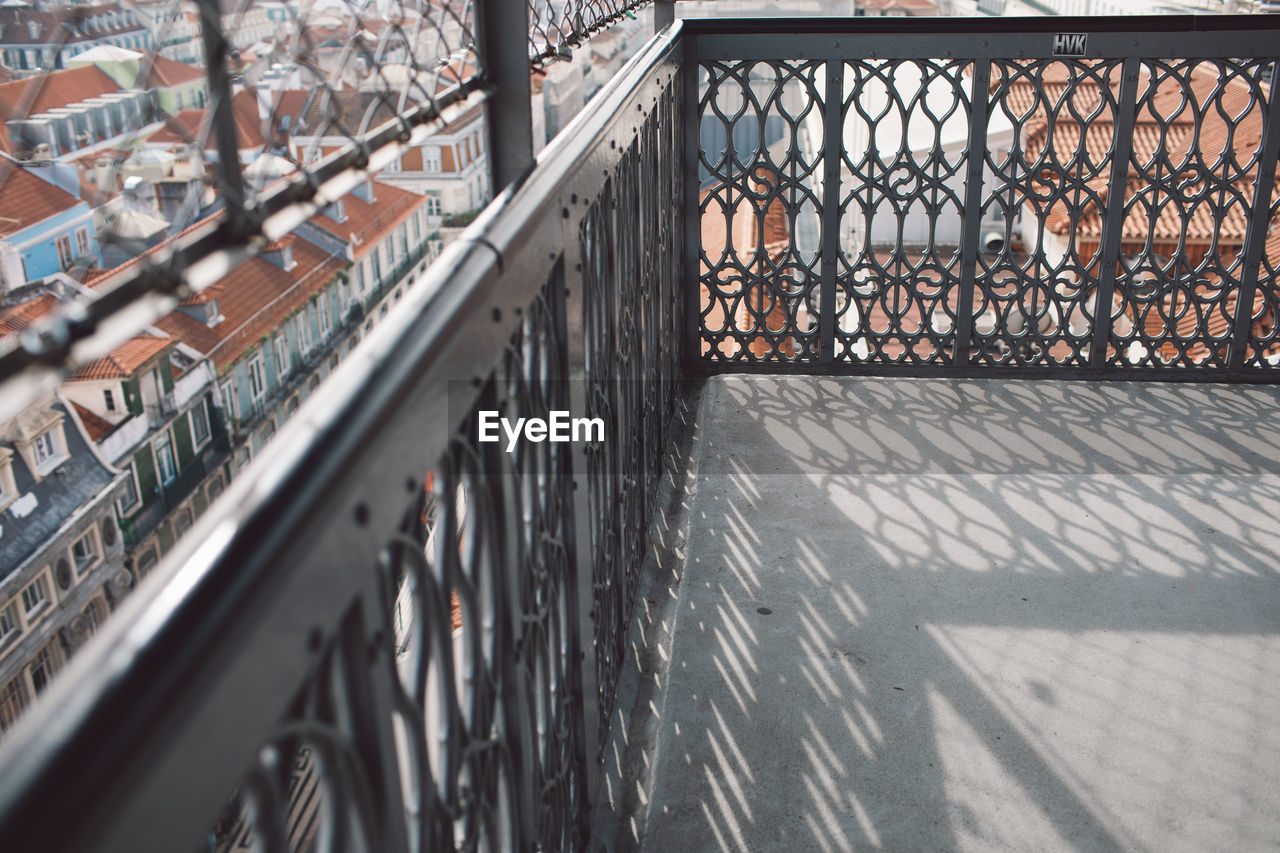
[155,235,345,370]
[144,53,205,88]
[144,89,264,152]
[0,65,121,118]
[72,402,115,442]
[70,334,173,380]
[0,293,58,338]
[1002,64,1271,247]
[309,181,429,260]
[0,166,83,238]
[146,109,206,146]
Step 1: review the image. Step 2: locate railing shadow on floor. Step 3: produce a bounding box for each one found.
[621,375,1280,852]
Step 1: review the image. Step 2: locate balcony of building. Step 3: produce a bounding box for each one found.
[0,8,1279,853]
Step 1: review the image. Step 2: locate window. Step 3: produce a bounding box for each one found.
[103,388,116,411]
[190,401,210,447]
[137,547,159,577]
[173,508,193,538]
[20,575,48,619]
[117,467,140,515]
[296,312,311,355]
[33,429,59,468]
[220,378,238,419]
[83,598,108,635]
[425,194,441,216]
[75,227,90,256]
[234,447,251,472]
[28,640,62,695]
[155,434,176,484]
[318,293,331,338]
[71,529,99,573]
[0,602,19,645]
[207,475,224,503]
[273,333,291,379]
[424,146,442,172]
[55,234,74,269]
[0,674,29,737]
[247,355,266,401]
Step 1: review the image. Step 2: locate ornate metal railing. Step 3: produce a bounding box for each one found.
[0,24,683,853]
[688,17,1280,380]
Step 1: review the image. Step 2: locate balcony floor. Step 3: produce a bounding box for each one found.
[618,375,1280,853]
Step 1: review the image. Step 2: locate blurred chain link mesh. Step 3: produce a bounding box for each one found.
[0,0,648,419]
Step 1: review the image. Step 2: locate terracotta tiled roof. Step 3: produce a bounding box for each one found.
[0,65,121,119]
[1003,63,1273,248]
[270,88,397,138]
[154,234,345,370]
[72,402,114,442]
[0,293,57,338]
[309,181,428,259]
[144,53,205,87]
[146,108,206,146]
[230,88,267,150]
[0,166,83,238]
[145,89,264,151]
[70,334,172,380]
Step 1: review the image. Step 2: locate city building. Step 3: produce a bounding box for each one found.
[0,1,152,75]
[0,166,101,292]
[68,47,208,114]
[62,333,228,578]
[0,64,158,160]
[0,382,129,742]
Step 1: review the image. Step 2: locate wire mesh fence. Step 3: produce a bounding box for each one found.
[0,0,650,422]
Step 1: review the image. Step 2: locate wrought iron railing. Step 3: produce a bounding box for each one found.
[2,13,1280,853]
[0,21,682,853]
[688,17,1280,380]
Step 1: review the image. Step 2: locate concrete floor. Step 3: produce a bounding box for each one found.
[616,376,1280,853]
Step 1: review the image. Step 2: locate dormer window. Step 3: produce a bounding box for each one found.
[16,410,69,480]
[205,298,223,326]
[32,429,59,469]
[325,199,346,222]
[27,21,40,40]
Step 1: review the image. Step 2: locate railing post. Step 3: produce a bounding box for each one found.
[819,60,843,364]
[682,43,703,370]
[654,0,675,32]
[195,0,245,222]
[475,0,535,192]
[1228,61,1280,370]
[953,58,991,366]
[1089,58,1140,369]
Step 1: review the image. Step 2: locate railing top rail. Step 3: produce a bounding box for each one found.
[684,15,1280,58]
[679,13,1280,35]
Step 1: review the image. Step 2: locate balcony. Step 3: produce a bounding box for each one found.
[1,12,1279,853]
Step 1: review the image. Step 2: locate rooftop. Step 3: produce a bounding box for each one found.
[0,167,83,238]
[0,402,118,579]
